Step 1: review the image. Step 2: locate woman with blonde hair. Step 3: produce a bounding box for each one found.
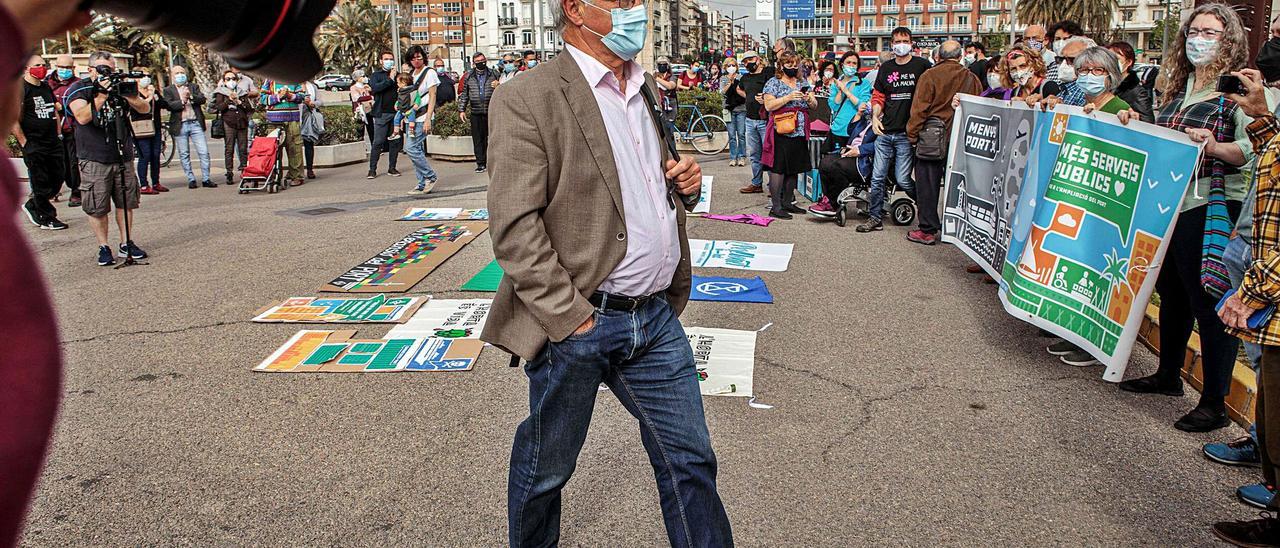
[1116,3,1253,434]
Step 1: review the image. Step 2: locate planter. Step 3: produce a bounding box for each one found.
[10,158,26,180]
[425,135,475,162]
[280,141,366,168]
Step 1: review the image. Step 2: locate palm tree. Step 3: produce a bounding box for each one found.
[319,0,395,72]
[1015,0,1117,39]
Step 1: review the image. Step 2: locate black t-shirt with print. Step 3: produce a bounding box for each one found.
[740,72,771,120]
[20,80,59,147]
[874,56,931,134]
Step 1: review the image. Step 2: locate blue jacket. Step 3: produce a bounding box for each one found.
[843,115,878,179]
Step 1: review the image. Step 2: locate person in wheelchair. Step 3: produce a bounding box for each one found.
[810,103,878,218]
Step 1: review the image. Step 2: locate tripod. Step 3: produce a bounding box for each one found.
[104,94,148,269]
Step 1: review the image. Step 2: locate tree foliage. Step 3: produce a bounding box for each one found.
[1015,0,1118,39]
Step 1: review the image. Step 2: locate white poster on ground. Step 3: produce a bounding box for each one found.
[384,299,491,340]
[694,176,713,214]
[685,327,756,397]
[688,239,794,271]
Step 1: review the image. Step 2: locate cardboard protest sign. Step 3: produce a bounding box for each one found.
[689,239,793,271]
[690,276,774,303]
[398,208,489,221]
[943,97,1199,381]
[461,260,504,292]
[693,176,713,214]
[252,295,425,323]
[255,330,483,373]
[685,327,756,397]
[322,222,487,293]
[384,299,491,339]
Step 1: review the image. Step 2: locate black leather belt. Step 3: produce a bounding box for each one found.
[589,291,657,312]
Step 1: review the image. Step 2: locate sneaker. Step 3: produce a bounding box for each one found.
[1046,340,1078,356]
[1239,484,1278,510]
[423,179,437,193]
[768,209,793,220]
[1060,349,1099,367]
[808,197,836,217]
[1117,374,1184,396]
[154,184,170,192]
[739,184,763,194]
[201,180,217,188]
[139,186,159,195]
[855,218,883,233]
[42,219,68,230]
[474,166,485,173]
[188,181,198,189]
[1212,513,1280,546]
[68,192,82,207]
[21,202,41,227]
[367,170,377,180]
[1176,406,1231,432]
[97,245,116,266]
[906,230,937,245]
[388,168,402,177]
[1205,436,1262,468]
[117,240,148,260]
[783,203,806,215]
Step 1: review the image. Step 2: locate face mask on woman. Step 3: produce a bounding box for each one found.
[745,61,757,72]
[1011,69,1031,86]
[987,73,1003,89]
[842,65,857,78]
[139,77,151,88]
[1186,36,1219,67]
[783,67,799,78]
[823,70,834,79]
[1076,74,1107,96]
[174,73,188,85]
[225,76,237,85]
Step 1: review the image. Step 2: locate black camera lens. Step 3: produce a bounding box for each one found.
[89,0,336,82]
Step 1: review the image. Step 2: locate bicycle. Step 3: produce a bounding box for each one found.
[674,103,727,155]
[159,129,175,167]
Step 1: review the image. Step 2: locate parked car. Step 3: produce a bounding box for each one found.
[315,74,353,91]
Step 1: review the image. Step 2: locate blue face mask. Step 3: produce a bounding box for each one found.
[56,68,73,80]
[174,73,188,85]
[582,1,649,61]
[527,59,538,68]
[737,67,748,75]
[842,65,857,77]
[382,59,396,71]
[503,62,517,73]
[1076,73,1107,96]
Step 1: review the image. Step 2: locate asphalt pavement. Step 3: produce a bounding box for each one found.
[16,150,1262,546]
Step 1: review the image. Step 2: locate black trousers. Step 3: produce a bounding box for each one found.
[469,113,489,168]
[914,159,945,234]
[1155,202,1242,410]
[303,137,316,170]
[61,132,80,194]
[816,153,864,204]
[224,125,248,178]
[23,143,64,223]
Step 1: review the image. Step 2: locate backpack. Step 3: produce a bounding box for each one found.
[916,116,948,161]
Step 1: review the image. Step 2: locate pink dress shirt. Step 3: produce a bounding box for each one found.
[564,45,679,298]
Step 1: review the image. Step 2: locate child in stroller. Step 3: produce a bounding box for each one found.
[810,104,914,227]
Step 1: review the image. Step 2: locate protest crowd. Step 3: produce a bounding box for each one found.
[12,0,1280,545]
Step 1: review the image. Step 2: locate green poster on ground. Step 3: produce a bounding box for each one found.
[461,260,504,292]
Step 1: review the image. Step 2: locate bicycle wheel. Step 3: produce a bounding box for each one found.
[689,114,728,155]
[160,130,175,167]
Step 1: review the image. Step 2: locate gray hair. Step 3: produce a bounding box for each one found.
[1060,35,1097,51]
[550,0,568,31]
[1074,46,1123,94]
[939,42,962,60]
[88,51,113,65]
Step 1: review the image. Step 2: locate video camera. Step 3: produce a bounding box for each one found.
[89,0,337,82]
[93,65,147,98]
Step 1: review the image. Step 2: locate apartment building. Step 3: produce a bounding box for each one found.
[370,0,481,62]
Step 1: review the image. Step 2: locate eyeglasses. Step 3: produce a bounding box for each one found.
[1059,56,1077,64]
[1078,66,1108,76]
[590,0,646,9]
[1187,27,1224,39]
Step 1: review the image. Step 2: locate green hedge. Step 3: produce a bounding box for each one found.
[675,89,725,131]
[433,101,470,138]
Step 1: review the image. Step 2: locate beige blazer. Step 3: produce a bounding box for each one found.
[480,52,693,362]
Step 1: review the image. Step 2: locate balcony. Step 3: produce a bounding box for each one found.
[499,16,519,27]
[815,6,833,15]
[1118,0,1138,5]
[929,24,948,32]
[928,2,949,10]
[881,4,900,13]
[790,26,834,36]
[980,0,1002,9]
[859,4,877,13]
[952,1,971,9]
[951,23,973,32]
[904,3,923,12]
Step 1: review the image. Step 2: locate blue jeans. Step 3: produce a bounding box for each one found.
[727,110,747,160]
[175,119,211,183]
[744,118,768,187]
[869,132,916,220]
[403,122,438,188]
[508,296,733,547]
[134,136,161,187]
[1225,234,1264,441]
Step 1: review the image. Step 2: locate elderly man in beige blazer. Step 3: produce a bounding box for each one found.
[480,0,734,545]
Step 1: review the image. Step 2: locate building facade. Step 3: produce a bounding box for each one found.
[370,0,481,63]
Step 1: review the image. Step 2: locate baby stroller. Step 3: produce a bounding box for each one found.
[238,128,286,194]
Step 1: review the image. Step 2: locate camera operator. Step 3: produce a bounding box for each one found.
[65,51,152,266]
[12,54,68,230]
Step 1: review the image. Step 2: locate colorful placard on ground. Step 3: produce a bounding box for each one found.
[252,295,425,323]
[322,222,487,293]
[943,95,1199,381]
[398,208,489,221]
[384,299,491,340]
[693,176,713,214]
[461,260,504,292]
[685,327,756,397]
[689,239,793,271]
[255,330,483,373]
[690,276,774,303]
